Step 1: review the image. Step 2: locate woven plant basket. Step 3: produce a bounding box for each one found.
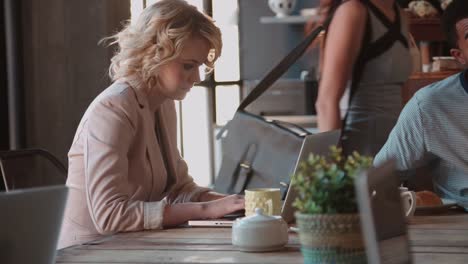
[295,212,366,264]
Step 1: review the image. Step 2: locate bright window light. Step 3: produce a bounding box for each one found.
[180,86,212,187]
[215,85,240,125]
[213,0,240,82]
[130,1,144,21]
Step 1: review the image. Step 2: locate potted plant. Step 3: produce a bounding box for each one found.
[292,146,373,264]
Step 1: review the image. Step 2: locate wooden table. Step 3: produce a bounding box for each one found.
[57,214,468,264]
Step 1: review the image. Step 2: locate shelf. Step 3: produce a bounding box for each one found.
[405,11,445,42]
[402,71,457,104]
[409,18,445,42]
[259,15,316,25]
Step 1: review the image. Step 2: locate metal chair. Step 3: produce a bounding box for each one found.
[0,148,67,191]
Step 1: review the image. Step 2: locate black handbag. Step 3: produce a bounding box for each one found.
[213,23,327,197]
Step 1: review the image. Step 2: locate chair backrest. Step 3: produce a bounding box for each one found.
[0,185,68,264]
[0,149,67,191]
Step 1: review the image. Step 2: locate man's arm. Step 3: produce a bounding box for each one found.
[374,95,434,173]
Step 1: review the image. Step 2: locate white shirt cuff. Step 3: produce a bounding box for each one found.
[143,200,167,230]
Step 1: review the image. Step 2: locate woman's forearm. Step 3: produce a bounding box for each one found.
[162,203,205,227]
[316,100,342,132]
[162,194,245,227]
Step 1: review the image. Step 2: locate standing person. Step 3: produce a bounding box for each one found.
[58,0,244,249]
[315,0,412,156]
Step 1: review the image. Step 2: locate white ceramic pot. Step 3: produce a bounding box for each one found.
[232,208,288,252]
[268,0,297,18]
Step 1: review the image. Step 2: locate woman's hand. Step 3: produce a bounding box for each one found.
[162,194,244,227]
[201,194,245,219]
[198,191,227,202]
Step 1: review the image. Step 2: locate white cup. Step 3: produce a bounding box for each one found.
[399,187,417,217]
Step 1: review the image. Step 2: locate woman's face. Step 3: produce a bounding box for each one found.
[157,36,211,101]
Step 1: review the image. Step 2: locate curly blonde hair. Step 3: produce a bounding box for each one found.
[104,0,222,91]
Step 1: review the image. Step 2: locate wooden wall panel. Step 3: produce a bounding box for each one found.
[0,0,9,150]
[20,0,130,166]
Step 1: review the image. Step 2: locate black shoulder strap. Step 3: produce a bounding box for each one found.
[237,16,333,112]
[348,6,373,104]
[361,0,408,63]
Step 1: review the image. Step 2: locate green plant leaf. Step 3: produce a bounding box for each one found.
[291,146,373,214]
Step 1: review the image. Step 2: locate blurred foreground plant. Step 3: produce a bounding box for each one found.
[292,146,373,214]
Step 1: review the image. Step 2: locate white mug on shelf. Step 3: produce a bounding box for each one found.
[268,0,297,18]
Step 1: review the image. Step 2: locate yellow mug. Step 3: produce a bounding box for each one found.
[244,188,282,216]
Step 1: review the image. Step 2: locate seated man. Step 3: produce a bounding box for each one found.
[374,0,468,208]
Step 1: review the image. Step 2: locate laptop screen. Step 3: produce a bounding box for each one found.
[281,130,340,223]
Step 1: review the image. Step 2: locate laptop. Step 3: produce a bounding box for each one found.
[188,130,340,227]
[355,160,412,264]
[281,129,340,223]
[0,185,68,264]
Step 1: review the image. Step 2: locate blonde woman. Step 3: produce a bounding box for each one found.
[58,0,244,249]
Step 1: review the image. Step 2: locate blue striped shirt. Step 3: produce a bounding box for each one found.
[374,70,468,208]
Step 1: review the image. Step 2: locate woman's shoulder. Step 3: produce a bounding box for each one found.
[326,0,368,43]
[85,82,141,125]
[96,82,137,105]
[333,0,368,21]
[91,82,140,111]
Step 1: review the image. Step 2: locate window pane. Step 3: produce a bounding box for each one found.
[145,0,158,7]
[213,0,237,24]
[131,1,144,20]
[180,86,212,187]
[213,0,240,82]
[215,85,240,125]
[213,26,240,82]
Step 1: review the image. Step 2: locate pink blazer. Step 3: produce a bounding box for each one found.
[58,82,209,249]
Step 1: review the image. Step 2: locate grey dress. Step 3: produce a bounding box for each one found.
[341,0,413,157]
